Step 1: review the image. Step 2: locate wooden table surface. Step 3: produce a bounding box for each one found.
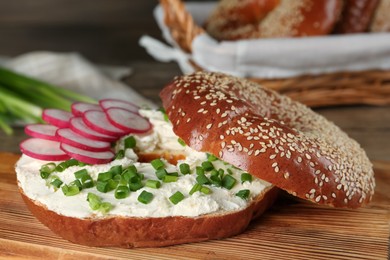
[0,1,389,259]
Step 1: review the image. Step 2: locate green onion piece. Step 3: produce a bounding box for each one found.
[196,166,204,175]
[96,181,109,193]
[117,175,127,186]
[123,170,139,183]
[107,179,119,190]
[236,189,250,200]
[145,180,161,189]
[129,181,144,191]
[81,175,94,189]
[138,190,153,204]
[227,168,234,175]
[167,171,178,177]
[200,186,212,194]
[115,185,130,199]
[196,174,210,185]
[114,149,125,160]
[179,163,190,175]
[210,169,219,176]
[69,179,82,190]
[74,168,88,179]
[126,165,138,174]
[163,175,178,183]
[209,175,222,187]
[177,138,186,146]
[40,163,56,174]
[218,169,225,179]
[55,159,79,172]
[189,183,202,195]
[50,178,63,189]
[109,165,123,176]
[207,153,218,161]
[222,175,237,190]
[158,108,169,122]
[241,173,252,183]
[201,161,214,171]
[124,136,136,149]
[151,158,165,170]
[97,171,113,182]
[99,202,113,214]
[40,170,51,179]
[61,184,80,196]
[155,168,167,180]
[169,191,185,205]
[87,193,102,210]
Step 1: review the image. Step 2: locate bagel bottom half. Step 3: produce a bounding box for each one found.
[18,183,278,248]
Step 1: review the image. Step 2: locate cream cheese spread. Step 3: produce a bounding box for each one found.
[16,110,271,218]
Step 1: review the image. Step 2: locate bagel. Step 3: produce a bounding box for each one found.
[160,71,375,208]
[204,0,344,40]
[370,0,390,32]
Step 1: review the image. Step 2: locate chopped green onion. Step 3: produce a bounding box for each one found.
[218,169,225,178]
[196,174,210,185]
[40,170,51,179]
[138,190,153,204]
[155,168,167,180]
[201,161,214,171]
[158,108,169,122]
[74,169,88,179]
[69,179,82,190]
[200,186,212,194]
[97,171,113,182]
[55,159,79,172]
[96,181,109,193]
[179,163,190,175]
[115,186,130,199]
[61,184,80,196]
[126,165,138,174]
[129,181,143,191]
[145,180,161,189]
[222,175,236,190]
[169,191,185,205]
[189,183,202,195]
[114,149,125,160]
[99,202,113,214]
[40,163,56,174]
[50,178,63,189]
[109,165,123,175]
[151,158,165,170]
[196,166,204,175]
[167,171,178,177]
[210,169,219,176]
[207,153,218,161]
[241,173,252,183]
[123,169,139,183]
[227,168,234,175]
[87,193,102,210]
[107,179,119,190]
[236,189,250,200]
[177,138,186,146]
[163,175,178,183]
[81,175,94,189]
[124,136,136,149]
[209,175,222,187]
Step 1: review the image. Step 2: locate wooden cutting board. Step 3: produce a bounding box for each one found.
[0,152,389,260]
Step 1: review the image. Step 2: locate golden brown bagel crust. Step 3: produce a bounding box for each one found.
[19,185,278,247]
[370,0,390,32]
[160,72,375,208]
[205,0,343,40]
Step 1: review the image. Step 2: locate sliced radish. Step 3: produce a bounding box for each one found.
[71,102,102,116]
[20,138,70,161]
[56,128,111,152]
[83,110,127,137]
[24,124,59,141]
[99,99,139,114]
[106,108,151,133]
[60,143,114,164]
[42,109,73,128]
[69,117,118,142]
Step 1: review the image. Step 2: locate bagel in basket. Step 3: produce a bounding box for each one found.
[15,72,374,248]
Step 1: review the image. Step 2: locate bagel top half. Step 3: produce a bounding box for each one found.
[160,71,375,208]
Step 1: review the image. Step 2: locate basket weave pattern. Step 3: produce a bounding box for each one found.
[160,0,390,107]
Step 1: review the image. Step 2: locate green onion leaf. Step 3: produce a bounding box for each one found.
[236,189,250,200]
[124,136,136,149]
[109,165,123,176]
[200,186,212,195]
[169,191,185,205]
[163,175,178,183]
[138,190,153,204]
[222,175,236,190]
[196,166,204,175]
[61,184,80,196]
[97,171,113,182]
[179,163,190,175]
[189,183,202,195]
[196,174,210,185]
[74,169,88,179]
[114,149,125,160]
[50,178,63,189]
[145,180,161,189]
[129,181,143,191]
[177,138,186,146]
[155,168,167,180]
[87,193,102,210]
[241,173,252,183]
[115,185,130,199]
[201,161,214,171]
[96,181,109,193]
[99,202,113,214]
[151,159,165,170]
[207,153,218,161]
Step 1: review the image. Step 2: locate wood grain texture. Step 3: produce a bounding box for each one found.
[0,152,389,260]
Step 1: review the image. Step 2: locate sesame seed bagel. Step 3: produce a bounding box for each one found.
[160,71,375,208]
[204,0,343,41]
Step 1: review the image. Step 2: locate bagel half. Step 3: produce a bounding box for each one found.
[160,71,375,208]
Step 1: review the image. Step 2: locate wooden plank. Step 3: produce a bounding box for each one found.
[0,153,389,259]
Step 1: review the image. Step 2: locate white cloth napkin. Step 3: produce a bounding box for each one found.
[141,2,390,79]
[1,51,156,108]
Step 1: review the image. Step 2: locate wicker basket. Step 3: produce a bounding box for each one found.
[159,0,390,107]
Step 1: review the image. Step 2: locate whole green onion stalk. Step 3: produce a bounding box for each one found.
[0,66,96,135]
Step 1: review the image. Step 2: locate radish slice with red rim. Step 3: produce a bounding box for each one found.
[20,138,70,161]
[56,128,111,152]
[99,99,139,114]
[60,143,114,164]
[83,110,127,136]
[69,117,118,142]
[24,124,59,141]
[42,109,73,128]
[106,108,151,133]
[71,102,102,116]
